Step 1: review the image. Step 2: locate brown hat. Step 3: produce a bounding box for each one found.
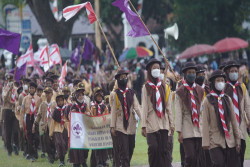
[209,70,226,82]
[196,64,205,74]
[146,58,161,71]
[76,82,85,92]
[29,81,37,88]
[219,61,228,70]
[115,70,128,80]
[44,87,53,93]
[56,91,64,100]
[223,60,240,72]
[93,87,103,97]
[62,86,70,92]
[182,62,197,73]
[73,79,82,87]
[37,85,44,91]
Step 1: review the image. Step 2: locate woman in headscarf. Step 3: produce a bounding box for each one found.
[202,70,241,167]
[141,58,174,167]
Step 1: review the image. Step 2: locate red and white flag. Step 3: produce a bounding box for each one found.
[63,1,97,24]
[17,44,35,68]
[39,45,50,72]
[52,0,59,21]
[49,44,62,66]
[59,61,67,88]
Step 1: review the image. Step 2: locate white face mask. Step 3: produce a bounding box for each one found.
[229,72,238,81]
[215,82,225,91]
[159,74,164,81]
[151,69,160,78]
[23,85,29,90]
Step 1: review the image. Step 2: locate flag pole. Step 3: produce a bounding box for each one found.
[76,56,82,78]
[128,0,177,81]
[96,19,120,68]
[26,63,28,77]
[46,46,51,72]
[13,59,18,82]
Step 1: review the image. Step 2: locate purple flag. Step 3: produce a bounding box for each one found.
[82,38,95,60]
[70,42,81,67]
[0,28,21,55]
[112,0,149,37]
[9,63,26,82]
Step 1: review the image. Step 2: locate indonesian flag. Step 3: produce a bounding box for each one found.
[59,61,67,88]
[49,44,62,66]
[39,45,50,72]
[63,1,97,24]
[17,44,35,68]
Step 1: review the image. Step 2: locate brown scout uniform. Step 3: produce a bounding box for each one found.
[20,93,42,158]
[110,70,141,167]
[34,93,57,161]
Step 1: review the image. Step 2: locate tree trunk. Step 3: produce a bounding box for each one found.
[27,0,80,47]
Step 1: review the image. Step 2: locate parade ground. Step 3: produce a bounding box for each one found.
[0,123,249,167]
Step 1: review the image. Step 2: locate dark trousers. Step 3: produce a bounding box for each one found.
[26,114,39,157]
[116,131,135,167]
[146,130,169,167]
[3,109,18,154]
[40,135,45,153]
[240,139,246,167]
[209,146,240,167]
[180,143,185,167]
[44,128,56,160]
[166,135,174,166]
[205,150,212,167]
[111,133,120,167]
[183,138,205,167]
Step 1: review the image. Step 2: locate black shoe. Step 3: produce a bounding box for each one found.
[31,157,36,162]
[34,152,38,159]
[22,152,26,158]
[59,161,65,166]
[82,162,87,167]
[41,152,46,158]
[8,152,12,156]
[25,154,31,160]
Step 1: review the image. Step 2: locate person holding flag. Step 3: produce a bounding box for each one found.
[175,62,205,167]
[90,87,109,167]
[223,60,250,167]
[202,70,241,167]
[141,58,174,167]
[20,81,42,162]
[33,87,57,164]
[110,69,141,167]
[68,83,91,167]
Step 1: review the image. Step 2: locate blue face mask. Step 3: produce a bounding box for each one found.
[114,66,117,70]
[185,74,196,83]
[136,66,140,72]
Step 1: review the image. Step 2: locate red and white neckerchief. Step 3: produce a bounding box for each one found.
[147,80,163,118]
[182,79,199,127]
[227,81,240,126]
[11,89,16,103]
[56,106,65,126]
[210,90,230,138]
[21,92,27,97]
[95,101,103,116]
[76,103,85,112]
[46,102,52,121]
[119,87,129,120]
[30,96,36,119]
[201,83,205,89]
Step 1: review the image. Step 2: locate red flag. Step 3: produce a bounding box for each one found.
[39,45,50,72]
[63,1,97,24]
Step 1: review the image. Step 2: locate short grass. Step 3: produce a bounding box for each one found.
[0,124,249,167]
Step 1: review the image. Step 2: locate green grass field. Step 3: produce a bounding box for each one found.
[0,123,249,167]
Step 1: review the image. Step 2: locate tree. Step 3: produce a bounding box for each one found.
[27,0,82,47]
[172,0,250,51]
